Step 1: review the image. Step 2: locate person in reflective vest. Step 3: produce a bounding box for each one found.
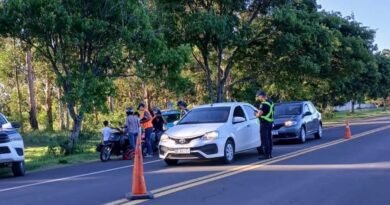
[255,91,274,159]
[138,103,154,158]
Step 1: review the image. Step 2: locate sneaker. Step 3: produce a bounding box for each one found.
[144,154,153,158]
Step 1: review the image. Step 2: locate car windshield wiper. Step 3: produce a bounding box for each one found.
[178,121,204,124]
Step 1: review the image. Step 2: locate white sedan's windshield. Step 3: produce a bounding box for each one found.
[178,107,230,124]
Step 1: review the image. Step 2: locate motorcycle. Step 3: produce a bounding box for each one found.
[97,127,134,162]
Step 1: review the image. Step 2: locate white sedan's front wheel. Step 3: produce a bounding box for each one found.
[223,140,235,164]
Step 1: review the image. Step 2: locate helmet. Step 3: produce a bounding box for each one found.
[152,107,161,115]
[126,107,134,115]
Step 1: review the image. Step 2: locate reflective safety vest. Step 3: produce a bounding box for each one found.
[140,110,153,129]
[260,101,274,123]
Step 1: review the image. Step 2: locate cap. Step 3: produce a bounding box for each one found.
[256,90,266,97]
[177,101,187,107]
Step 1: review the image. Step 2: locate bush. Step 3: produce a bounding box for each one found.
[323,109,335,119]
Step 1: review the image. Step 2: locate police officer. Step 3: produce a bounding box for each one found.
[255,91,274,159]
[177,101,189,119]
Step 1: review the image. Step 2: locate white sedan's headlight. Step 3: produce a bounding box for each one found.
[160,133,170,142]
[202,131,219,141]
[284,120,298,127]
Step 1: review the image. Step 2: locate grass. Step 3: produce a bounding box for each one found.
[323,108,390,124]
[0,130,100,177]
[24,146,98,171]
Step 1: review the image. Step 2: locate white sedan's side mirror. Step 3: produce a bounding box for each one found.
[173,120,179,126]
[233,117,246,124]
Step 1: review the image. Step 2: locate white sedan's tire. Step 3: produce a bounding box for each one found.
[223,140,235,164]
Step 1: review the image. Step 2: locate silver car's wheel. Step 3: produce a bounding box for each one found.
[315,124,323,139]
[299,127,306,143]
[223,140,235,164]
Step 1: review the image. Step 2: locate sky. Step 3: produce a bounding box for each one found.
[317,0,390,51]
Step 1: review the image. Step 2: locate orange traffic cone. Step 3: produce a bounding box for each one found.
[344,120,352,139]
[126,136,153,200]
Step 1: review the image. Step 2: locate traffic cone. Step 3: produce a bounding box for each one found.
[126,135,154,200]
[344,120,352,139]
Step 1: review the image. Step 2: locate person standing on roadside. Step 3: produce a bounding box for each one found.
[138,103,154,158]
[152,108,166,151]
[177,101,189,119]
[124,107,141,149]
[255,91,274,159]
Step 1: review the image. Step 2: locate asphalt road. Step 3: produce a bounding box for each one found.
[1,116,389,205]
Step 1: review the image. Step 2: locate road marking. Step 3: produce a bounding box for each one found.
[120,124,390,205]
[0,159,161,193]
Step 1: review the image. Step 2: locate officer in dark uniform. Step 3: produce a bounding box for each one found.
[177,101,189,119]
[255,91,274,159]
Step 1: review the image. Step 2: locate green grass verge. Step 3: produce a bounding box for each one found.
[323,108,390,124]
[24,146,98,171]
[0,130,101,177]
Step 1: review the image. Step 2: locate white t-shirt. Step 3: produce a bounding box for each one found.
[101,127,112,141]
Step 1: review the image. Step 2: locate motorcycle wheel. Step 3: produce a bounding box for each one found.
[100,146,112,162]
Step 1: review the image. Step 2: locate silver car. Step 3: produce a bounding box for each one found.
[272,101,322,143]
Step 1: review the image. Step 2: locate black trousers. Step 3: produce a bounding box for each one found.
[260,122,273,156]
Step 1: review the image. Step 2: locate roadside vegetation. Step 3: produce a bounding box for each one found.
[324,108,390,124]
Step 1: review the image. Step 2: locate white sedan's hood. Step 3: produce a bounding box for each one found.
[166,123,224,138]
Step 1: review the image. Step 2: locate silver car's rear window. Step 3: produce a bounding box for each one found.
[275,103,302,116]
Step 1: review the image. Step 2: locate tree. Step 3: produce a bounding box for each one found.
[155,0,291,102]
[321,13,377,112]
[0,0,155,150]
[371,50,390,110]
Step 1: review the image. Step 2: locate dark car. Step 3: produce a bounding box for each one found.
[161,109,181,130]
[272,101,322,143]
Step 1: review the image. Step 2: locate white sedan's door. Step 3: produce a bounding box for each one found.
[232,120,252,152]
[243,105,261,149]
[232,105,253,152]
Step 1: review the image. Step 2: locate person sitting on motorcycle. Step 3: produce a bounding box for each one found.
[177,100,189,119]
[101,120,112,145]
[124,107,141,149]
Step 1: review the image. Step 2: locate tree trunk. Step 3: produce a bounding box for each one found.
[15,60,24,133]
[216,81,225,103]
[65,101,83,154]
[58,88,65,130]
[94,107,99,125]
[65,106,70,130]
[384,96,388,111]
[45,72,53,131]
[143,84,150,110]
[108,96,114,113]
[26,47,39,130]
[351,100,355,113]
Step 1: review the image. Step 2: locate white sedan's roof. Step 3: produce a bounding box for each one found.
[195,102,253,109]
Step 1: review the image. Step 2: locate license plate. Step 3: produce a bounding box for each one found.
[175,148,190,154]
[272,130,279,135]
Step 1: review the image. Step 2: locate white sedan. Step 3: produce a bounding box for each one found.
[159,102,262,165]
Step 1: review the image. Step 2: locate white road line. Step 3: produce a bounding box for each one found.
[0,159,161,193]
